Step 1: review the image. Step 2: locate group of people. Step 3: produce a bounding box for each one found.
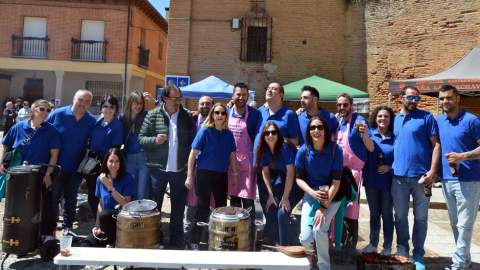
[0,82,479,270]
[1,97,48,134]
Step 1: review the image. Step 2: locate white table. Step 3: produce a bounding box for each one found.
[54,247,310,270]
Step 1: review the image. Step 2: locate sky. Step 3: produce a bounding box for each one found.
[148,0,170,17]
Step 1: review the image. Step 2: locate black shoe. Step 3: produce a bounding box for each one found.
[40,239,59,262]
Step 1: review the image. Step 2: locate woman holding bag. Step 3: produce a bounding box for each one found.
[84,95,124,219]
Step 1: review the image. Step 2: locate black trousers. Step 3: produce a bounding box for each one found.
[85,173,99,219]
[83,208,117,247]
[192,169,228,244]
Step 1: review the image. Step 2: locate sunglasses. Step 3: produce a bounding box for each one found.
[309,125,325,131]
[214,111,226,116]
[38,107,52,113]
[102,104,116,109]
[405,95,421,102]
[264,130,278,136]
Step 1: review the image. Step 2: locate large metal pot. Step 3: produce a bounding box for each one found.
[2,164,43,254]
[115,199,161,249]
[208,206,250,251]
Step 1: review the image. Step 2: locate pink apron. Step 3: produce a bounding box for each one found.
[227,107,256,199]
[336,119,364,220]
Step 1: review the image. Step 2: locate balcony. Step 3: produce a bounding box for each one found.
[11,34,49,59]
[138,46,149,69]
[71,38,107,62]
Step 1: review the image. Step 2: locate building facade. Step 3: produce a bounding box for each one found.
[0,0,167,111]
[167,0,366,104]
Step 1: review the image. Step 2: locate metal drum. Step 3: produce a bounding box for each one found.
[208,206,250,251]
[2,164,43,254]
[116,199,161,249]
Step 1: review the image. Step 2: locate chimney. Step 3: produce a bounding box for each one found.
[165,7,169,20]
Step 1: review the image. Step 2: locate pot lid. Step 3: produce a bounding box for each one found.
[211,206,250,220]
[8,164,42,174]
[122,199,157,212]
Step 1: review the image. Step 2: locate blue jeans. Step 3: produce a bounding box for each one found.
[442,180,480,270]
[150,169,187,248]
[391,176,430,260]
[125,152,150,200]
[365,187,394,249]
[299,193,340,270]
[51,171,83,229]
[257,170,302,245]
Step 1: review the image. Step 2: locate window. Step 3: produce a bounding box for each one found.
[240,16,272,62]
[77,20,106,61]
[21,17,48,58]
[158,42,163,60]
[86,80,122,115]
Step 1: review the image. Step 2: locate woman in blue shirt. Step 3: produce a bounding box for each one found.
[185,103,238,245]
[296,117,343,270]
[1,99,60,242]
[256,121,297,245]
[120,91,150,199]
[85,95,124,219]
[87,148,135,247]
[361,106,395,256]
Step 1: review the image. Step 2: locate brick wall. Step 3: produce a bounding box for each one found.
[0,0,129,62]
[364,0,480,114]
[167,0,364,104]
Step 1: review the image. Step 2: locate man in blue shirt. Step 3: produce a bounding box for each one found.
[436,85,480,270]
[335,92,373,251]
[298,86,338,143]
[392,86,440,270]
[46,89,96,233]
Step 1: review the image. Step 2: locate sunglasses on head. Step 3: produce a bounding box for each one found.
[405,95,421,102]
[214,111,226,116]
[102,104,115,109]
[309,125,325,131]
[38,107,52,113]
[264,130,278,136]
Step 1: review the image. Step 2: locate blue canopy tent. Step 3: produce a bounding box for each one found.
[179,75,255,100]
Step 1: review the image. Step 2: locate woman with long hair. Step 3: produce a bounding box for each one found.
[185,103,238,246]
[1,99,60,243]
[256,121,297,245]
[120,91,150,199]
[361,106,395,256]
[85,95,124,219]
[296,117,343,270]
[88,148,136,247]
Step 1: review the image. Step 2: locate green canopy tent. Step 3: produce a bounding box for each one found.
[283,75,368,101]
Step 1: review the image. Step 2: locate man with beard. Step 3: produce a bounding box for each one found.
[184,94,213,249]
[298,85,338,143]
[139,85,196,249]
[335,93,373,252]
[392,86,440,270]
[193,95,214,130]
[436,85,480,270]
[227,83,260,225]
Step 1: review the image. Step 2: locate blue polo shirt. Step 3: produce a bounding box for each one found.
[392,109,439,178]
[337,113,368,162]
[192,127,236,172]
[95,173,136,210]
[295,143,343,187]
[90,117,124,159]
[259,143,295,172]
[298,109,338,144]
[437,110,480,181]
[254,105,301,162]
[228,105,261,142]
[47,106,96,172]
[123,111,147,155]
[2,120,61,165]
[362,128,394,191]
